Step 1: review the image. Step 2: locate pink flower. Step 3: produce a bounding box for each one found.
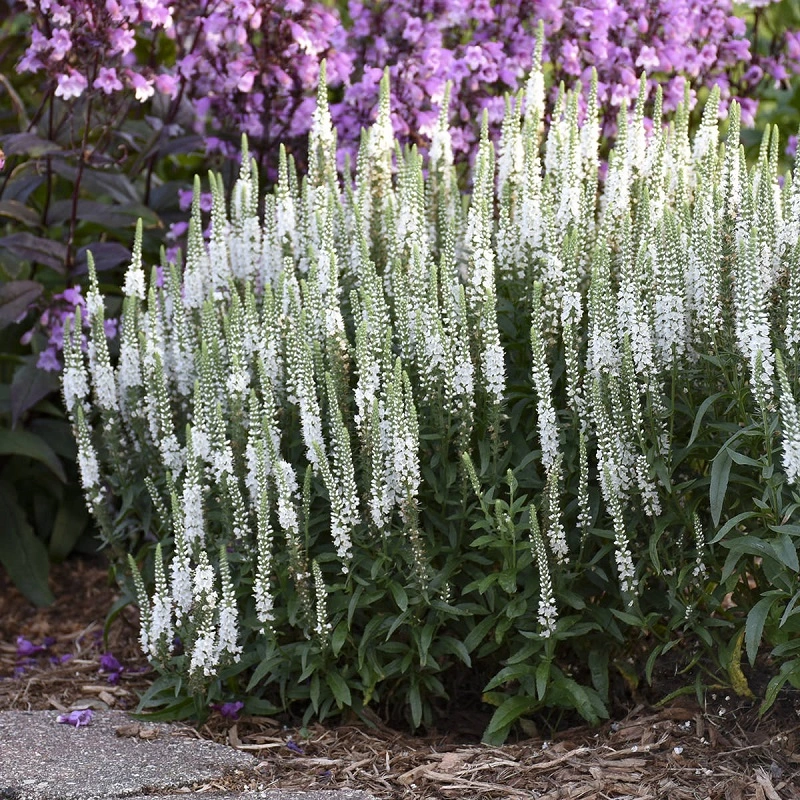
[55,70,88,100]
[18,52,44,73]
[154,73,179,97]
[635,45,660,71]
[237,71,256,93]
[787,31,800,61]
[94,66,123,95]
[50,2,71,25]
[49,28,72,61]
[128,72,154,102]
[109,27,136,56]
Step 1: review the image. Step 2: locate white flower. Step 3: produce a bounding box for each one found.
[123,267,146,301]
[63,365,89,410]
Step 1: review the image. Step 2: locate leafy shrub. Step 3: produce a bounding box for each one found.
[65,57,800,740]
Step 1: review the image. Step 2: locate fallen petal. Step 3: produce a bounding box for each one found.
[56,709,93,727]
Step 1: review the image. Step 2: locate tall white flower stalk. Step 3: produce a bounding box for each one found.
[530,281,560,472]
[776,351,800,486]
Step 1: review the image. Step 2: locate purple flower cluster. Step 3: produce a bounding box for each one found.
[171,1,345,160]
[18,0,176,101]
[17,0,344,161]
[21,286,117,372]
[333,0,800,156]
[19,0,800,173]
[19,0,800,170]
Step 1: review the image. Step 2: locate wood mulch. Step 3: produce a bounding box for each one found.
[2,554,800,799]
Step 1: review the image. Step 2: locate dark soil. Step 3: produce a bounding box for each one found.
[2,554,800,799]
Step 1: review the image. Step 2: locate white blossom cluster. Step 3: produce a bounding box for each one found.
[67,58,800,679]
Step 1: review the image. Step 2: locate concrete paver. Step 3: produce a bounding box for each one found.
[0,711,375,800]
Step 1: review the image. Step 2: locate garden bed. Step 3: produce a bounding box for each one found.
[2,555,799,800]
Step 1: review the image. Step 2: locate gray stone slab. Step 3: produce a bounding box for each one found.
[0,710,258,800]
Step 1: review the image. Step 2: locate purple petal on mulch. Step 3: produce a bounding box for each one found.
[215,701,244,720]
[99,652,124,683]
[16,637,47,658]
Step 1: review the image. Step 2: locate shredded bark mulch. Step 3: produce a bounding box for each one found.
[2,554,800,799]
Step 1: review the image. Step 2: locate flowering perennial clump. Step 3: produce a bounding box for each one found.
[336,0,800,157]
[17,0,800,166]
[65,62,800,724]
[18,0,343,160]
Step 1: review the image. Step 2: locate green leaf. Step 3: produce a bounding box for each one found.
[535,659,550,701]
[772,534,799,572]
[128,697,197,722]
[389,582,408,611]
[780,589,800,627]
[554,677,607,724]
[0,427,66,482]
[727,450,762,467]
[504,595,527,618]
[588,648,609,700]
[408,682,423,729]
[745,595,778,666]
[482,695,538,745]
[770,524,800,536]
[419,623,435,666]
[0,481,54,607]
[331,620,349,657]
[710,446,733,527]
[48,492,89,561]
[483,663,537,691]
[243,697,281,716]
[710,511,760,544]
[0,280,43,329]
[247,653,282,692]
[326,672,352,709]
[436,635,471,667]
[687,392,723,448]
[464,614,495,653]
